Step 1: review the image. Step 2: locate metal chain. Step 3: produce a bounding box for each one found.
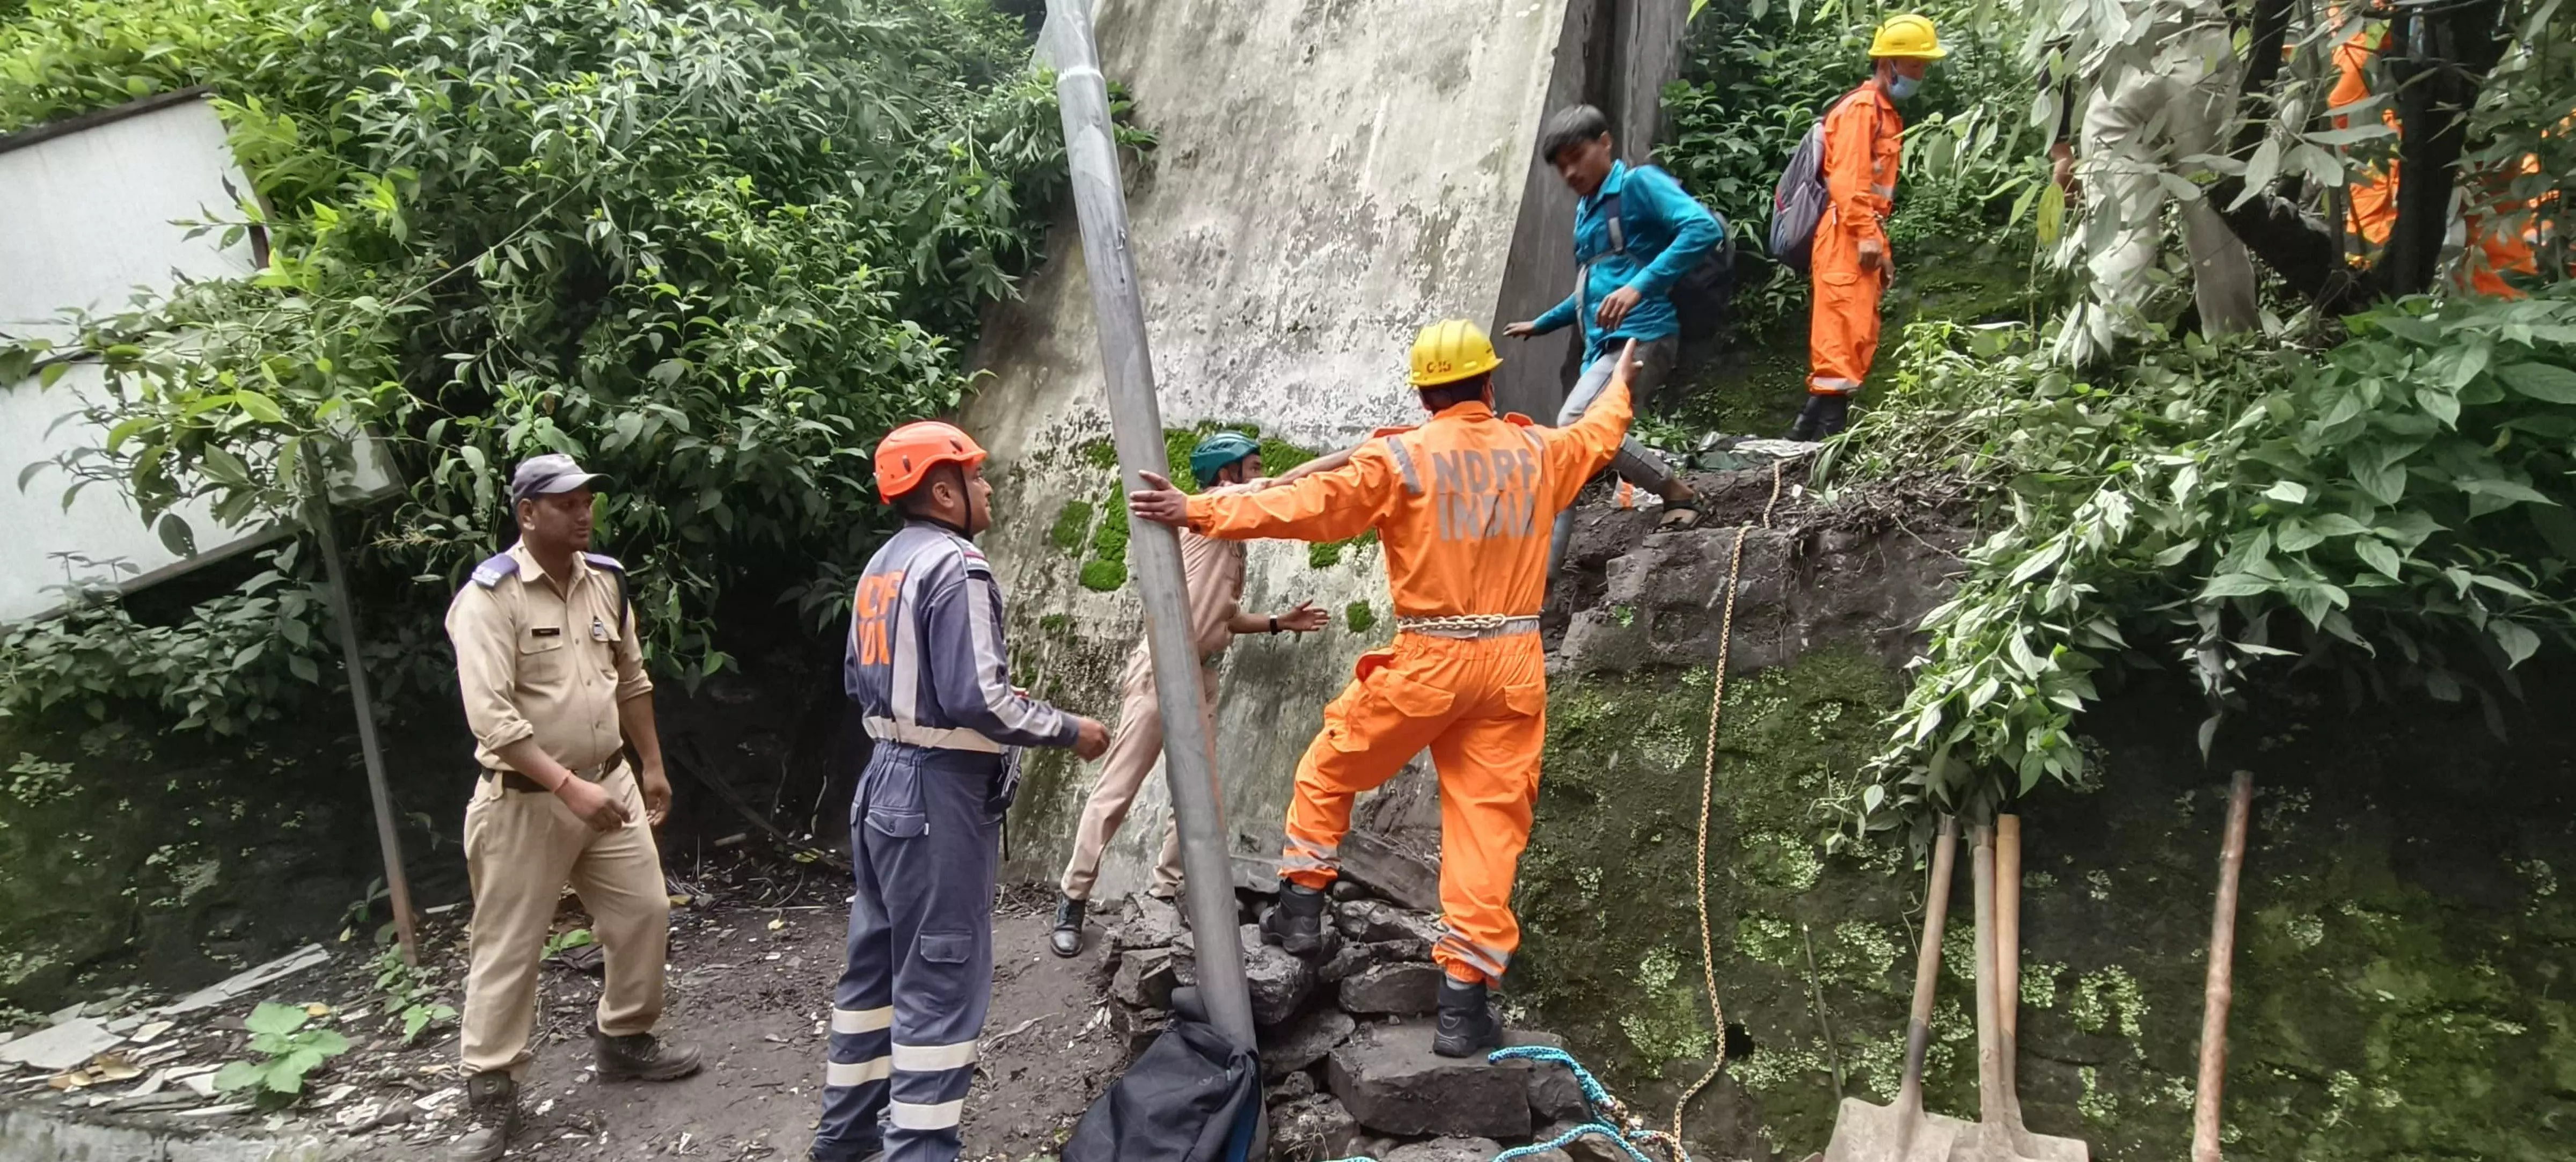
[1396,613,1523,633]
[1670,459,1788,1149]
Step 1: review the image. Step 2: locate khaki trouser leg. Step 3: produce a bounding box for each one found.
[458,767,668,1075]
[1060,655,1211,901]
[459,772,588,1077]
[566,771,669,1037]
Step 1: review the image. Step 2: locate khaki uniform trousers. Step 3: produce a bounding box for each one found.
[459,763,670,1077]
[1058,652,1217,902]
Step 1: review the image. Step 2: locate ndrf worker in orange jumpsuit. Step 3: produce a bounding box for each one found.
[1129,320,1640,1058]
[2330,12,2400,249]
[1792,14,1945,441]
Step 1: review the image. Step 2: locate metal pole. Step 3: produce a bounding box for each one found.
[306,478,420,966]
[1042,0,1256,1049]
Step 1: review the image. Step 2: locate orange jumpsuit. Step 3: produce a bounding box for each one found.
[2331,26,2399,249]
[1809,83,1904,396]
[1181,389,1634,985]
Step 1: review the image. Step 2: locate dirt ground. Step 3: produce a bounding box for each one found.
[362,885,1122,1161]
[3,859,1128,1162]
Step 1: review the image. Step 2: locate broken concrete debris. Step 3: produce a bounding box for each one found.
[157,943,332,1016]
[1095,872,1604,1161]
[0,1017,122,1073]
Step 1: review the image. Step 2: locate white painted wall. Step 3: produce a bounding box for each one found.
[0,96,389,623]
[967,0,1586,896]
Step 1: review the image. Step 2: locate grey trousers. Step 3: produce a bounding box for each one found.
[1548,335,1680,572]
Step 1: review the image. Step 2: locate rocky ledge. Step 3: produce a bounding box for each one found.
[1083,881,1644,1162]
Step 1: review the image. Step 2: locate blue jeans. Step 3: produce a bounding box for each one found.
[1548,336,1681,572]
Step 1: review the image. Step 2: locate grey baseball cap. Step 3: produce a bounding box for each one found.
[509,453,608,505]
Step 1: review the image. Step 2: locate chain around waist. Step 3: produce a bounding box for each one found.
[1396,614,1540,640]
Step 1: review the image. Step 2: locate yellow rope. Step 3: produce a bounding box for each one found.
[1670,459,1788,1149]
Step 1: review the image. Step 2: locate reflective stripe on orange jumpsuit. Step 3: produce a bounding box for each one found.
[1809,84,1902,396]
[1180,388,1634,985]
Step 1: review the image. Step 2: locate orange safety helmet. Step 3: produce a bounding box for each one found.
[874,421,989,502]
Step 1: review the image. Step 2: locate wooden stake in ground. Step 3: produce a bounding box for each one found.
[2192,772,2255,1162]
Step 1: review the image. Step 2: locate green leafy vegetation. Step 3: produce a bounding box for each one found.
[1343,601,1377,635]
[372,942,454,1046]
[0,0,1113,730]
[211,1000,350,1103]
[1827,289,2576,825]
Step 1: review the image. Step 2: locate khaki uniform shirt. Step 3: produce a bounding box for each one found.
[1118,528,1247,689]
[444,542,652,776]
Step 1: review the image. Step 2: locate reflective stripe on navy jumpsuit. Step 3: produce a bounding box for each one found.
[814,521,1081,1162]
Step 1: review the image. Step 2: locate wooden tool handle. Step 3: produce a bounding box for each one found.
[1971,824,2006,1126]
[2192,773,2255,1162]
[1897,816,1959,1115]
[1997,812,2022,1101]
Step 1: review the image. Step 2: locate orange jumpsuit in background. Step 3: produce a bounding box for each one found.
[1180,388,1634,985]
[1808,83,1904,396]
[2331,25,2399,248]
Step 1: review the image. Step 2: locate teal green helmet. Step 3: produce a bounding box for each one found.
[1189,432,1261,488]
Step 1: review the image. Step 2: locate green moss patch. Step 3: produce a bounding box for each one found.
[1344,602,1378,635]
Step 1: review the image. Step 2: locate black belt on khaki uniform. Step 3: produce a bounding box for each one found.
[488,761,613,794]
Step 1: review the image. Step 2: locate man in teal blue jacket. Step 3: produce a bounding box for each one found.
[1506,104,1722,570]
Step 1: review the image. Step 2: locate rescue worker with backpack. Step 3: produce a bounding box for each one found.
[1129,320,1644,1058]
[1503,103,1725,563]
[811,421,1110,1162]
[1773,14,1946,440]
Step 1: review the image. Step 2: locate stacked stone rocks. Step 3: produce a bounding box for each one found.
[1091,886,1632,1162]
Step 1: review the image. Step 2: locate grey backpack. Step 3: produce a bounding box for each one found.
[1772,85,1880,275]
[1768,116,1831,275]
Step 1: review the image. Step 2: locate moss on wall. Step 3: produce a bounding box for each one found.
[1513,651,2576,1160]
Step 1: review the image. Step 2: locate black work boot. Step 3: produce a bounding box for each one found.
[594,1028,704,1082]
[1258,880,1329,956]
[1787,392,1851,441]
[1432,975,1504,1058]
[1049,894,1087,959]
[447,1071,519,1162]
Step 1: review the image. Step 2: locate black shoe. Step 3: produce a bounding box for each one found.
[1050,894,1087,959]
[448,1071,519,1161]
[1787,392,1851,441]
[1432,975,1503,1058]
[594,1028,704,1082]
[1258,881,1328,956]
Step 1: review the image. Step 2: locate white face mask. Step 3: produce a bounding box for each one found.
[1886,73,1923,100]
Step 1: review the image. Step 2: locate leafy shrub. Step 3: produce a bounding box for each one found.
[1825,286,2576,829]
[0,0,1110,729]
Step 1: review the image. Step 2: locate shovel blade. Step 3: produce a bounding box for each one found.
[1821,1097,1972,1162]
[1947,1123,2088,1162]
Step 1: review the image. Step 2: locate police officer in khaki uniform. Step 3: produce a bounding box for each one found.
[443,454,702,1161]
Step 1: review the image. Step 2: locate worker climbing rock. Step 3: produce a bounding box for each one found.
[1129,320,1642,1058]
[813,421,1109,1162]
[1049,432,1330,958]
[1503,103,1722,559]
[1791,13,1944,441]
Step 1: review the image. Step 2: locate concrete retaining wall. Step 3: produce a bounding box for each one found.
[965,0,1689,895]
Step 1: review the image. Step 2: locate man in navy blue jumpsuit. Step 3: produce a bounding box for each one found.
[812,421,1109,1162]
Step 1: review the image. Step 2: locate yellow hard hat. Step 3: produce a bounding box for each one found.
[1869,14,1948,59]
[1408,319,1503,388]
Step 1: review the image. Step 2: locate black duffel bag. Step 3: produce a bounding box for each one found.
[1060,987,1258,1162]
